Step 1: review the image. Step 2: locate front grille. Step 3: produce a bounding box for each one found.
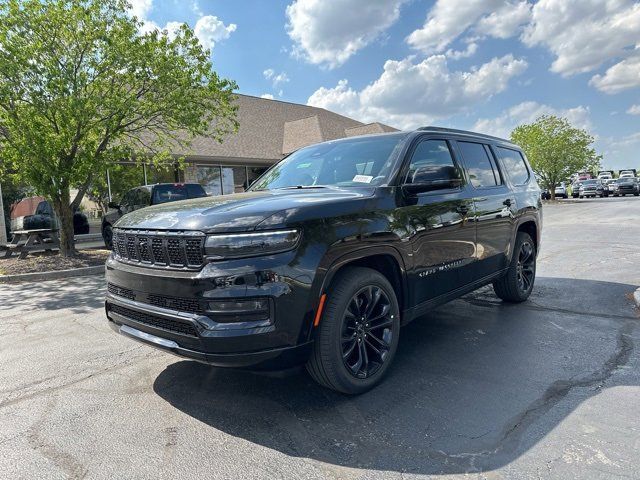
[107,283,135,300]
[109,304,198,337]
[113,229,205,269]
[147,294,202,313]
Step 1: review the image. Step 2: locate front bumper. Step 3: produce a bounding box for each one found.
[105,252,318,370]
[108,319,312,369]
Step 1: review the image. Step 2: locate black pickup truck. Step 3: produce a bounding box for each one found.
[105,127,542,394]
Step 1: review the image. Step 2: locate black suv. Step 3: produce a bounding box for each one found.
[102,183,207,248]
[105,128,541,394]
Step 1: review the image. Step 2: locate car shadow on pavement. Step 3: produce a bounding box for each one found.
[153,277,638,475]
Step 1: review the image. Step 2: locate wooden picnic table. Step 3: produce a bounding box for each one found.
[0,228,60,259]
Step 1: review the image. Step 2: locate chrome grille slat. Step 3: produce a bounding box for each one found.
[113,229,204,270]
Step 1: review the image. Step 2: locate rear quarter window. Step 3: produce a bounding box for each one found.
[494,146,530,185]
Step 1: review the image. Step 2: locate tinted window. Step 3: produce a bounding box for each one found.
[120,190,135,207]
[495,146,530,185]
[152,185,189,204]
[35,201,53,216]
[405,139,458,184]
[186,184,207,198]
[135,188,151,206]
[458,142,499,187]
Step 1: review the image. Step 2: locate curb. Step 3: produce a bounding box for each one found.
[0,265,104,284]
[634,288,640,308]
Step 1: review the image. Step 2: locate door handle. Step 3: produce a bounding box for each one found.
[503,198,513,207]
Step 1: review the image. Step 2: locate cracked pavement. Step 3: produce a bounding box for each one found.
[1,197,639,479]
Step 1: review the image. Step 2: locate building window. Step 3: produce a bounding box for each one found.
[192,165,222,196]
[185,164,270,196]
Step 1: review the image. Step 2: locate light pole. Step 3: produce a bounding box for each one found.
[0,180,7,245]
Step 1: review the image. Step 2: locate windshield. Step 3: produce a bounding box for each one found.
[582,180,597,185]
[250,134,406,191]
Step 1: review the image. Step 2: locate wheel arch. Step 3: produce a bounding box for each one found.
[312,246,408,330]
[514,217,539,255]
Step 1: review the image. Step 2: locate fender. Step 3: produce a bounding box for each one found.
[511,214,541,256]
[304,243,409,340]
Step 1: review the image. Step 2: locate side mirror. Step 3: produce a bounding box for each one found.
[108,201,120,210]
[403,178,462,194]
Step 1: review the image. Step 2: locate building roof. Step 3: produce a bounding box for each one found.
[177,94,398,164]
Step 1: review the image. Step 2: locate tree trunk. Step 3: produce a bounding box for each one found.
[52,189,76,257]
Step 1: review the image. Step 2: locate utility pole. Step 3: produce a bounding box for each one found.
[0,180,7,245]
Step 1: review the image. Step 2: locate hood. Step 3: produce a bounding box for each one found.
[114,187,376,233]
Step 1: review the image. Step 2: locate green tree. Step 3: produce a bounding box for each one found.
[511,115,601,200]
[0,0,238,256]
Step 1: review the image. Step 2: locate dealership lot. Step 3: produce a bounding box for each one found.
[1,198,639,479]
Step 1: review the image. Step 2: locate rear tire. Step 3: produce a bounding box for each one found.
[306,267,400,394]
[493,231,536,303]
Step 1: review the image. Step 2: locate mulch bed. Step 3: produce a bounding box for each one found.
[0,249,110,276]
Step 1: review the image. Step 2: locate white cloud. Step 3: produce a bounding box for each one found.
[194,15,236,51]
[128,0,153,19]
[627,104,640,115]
[406,0,528,54]
[446,42,478,60]
[308,54,527,129]
[589,50,640,94]
[286,0,406,68]
[128,3,236,53]
[522,0,640,77]
[618,132,640,147]
[476,1,532,39]
[260,94,275,100]
[472,101,593,139]
[263,69,290,87]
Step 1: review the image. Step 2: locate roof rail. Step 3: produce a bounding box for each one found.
[417,126,513,144]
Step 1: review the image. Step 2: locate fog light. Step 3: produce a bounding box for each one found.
[208,298,271,322]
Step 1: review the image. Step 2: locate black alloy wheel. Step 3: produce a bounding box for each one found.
[306,267,400,394]
[341,285,394,379]
[493,231,536,303]
[515,240,535,295]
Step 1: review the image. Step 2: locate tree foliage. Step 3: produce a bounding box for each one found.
[0,0,238,255]
[510,115,601,200]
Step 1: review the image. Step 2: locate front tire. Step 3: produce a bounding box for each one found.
[493,232,536,303]
[306,267,400,394]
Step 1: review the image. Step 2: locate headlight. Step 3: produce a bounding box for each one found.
[204,229,301,260]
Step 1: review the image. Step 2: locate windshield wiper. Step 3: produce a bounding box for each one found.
[277,185,329,190]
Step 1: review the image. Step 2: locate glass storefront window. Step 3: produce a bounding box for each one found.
[184,164,270,196]
[221,166,248,194]
[193,165,222,195]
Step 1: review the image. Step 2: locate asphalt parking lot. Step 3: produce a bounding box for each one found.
[1,197,639,479]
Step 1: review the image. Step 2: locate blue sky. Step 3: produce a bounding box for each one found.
[135,0,640,169]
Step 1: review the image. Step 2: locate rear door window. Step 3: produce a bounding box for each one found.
[457,141,501,188]
[494,146,530,185]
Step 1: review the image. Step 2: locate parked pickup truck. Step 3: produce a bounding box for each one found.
[10,196,90,236]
